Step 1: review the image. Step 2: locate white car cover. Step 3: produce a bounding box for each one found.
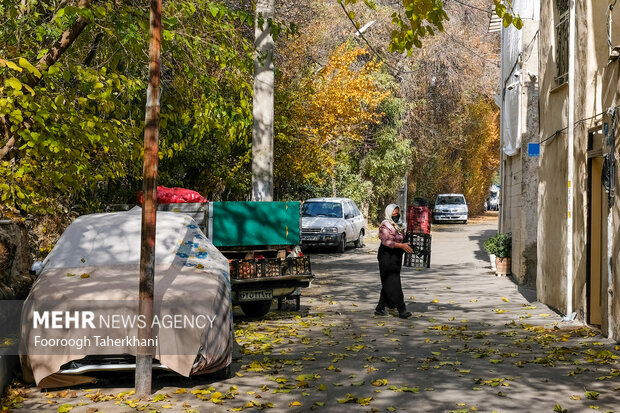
[20,208,232,388]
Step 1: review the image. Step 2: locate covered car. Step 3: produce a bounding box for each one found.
[19,208,232,388]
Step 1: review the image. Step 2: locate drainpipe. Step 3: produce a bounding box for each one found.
[607,109,616,338]
[565,0,576,319]
[499,24,505,234]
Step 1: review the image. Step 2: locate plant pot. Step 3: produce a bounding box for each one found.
[495,257,511,276]
[489,254,497,271]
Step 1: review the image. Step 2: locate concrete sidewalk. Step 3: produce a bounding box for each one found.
[5,219,619,412]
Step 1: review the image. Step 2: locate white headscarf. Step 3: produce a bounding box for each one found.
[384,203,405,231]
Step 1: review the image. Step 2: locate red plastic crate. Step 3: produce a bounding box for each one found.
[406,206,431,234]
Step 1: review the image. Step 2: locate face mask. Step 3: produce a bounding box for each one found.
[392,214,400,222]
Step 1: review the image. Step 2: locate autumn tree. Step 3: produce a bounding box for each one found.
[274,43,389,195]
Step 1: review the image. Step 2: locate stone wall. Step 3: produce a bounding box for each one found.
[0,222,34,300]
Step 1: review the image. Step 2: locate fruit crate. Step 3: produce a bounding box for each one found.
[403,232,431,269]
[282,256,312,276]
[259,258,283,277]
[229,256,312,279]
[229,259,259,279]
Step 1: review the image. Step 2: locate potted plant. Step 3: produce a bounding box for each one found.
[483,236,497,271]
[484,233,512,275]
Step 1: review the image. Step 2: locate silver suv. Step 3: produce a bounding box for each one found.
[301,197,366,252]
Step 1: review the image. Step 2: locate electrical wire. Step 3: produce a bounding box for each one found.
[450,0,492,14]
[444,31,500,68]
[338,2,501,74]
[338,2,421,75]
[539,108,619,144]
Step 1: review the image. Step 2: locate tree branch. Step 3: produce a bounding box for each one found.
[3,0,92,160]
[35,0,92,73]
[0,116,15,161]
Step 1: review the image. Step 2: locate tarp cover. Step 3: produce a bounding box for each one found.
[20,208,232,387]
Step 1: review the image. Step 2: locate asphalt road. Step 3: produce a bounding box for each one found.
[6,216,620,412]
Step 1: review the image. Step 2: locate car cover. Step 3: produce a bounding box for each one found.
[19,208,232,387]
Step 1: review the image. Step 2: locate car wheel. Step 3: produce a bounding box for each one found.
[354,230,364,248]
[463,220,468,224]
[337,233,346,253]
[240,300,272,318]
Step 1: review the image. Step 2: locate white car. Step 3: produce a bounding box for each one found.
[433,193,469,224]
[301,197,366,253]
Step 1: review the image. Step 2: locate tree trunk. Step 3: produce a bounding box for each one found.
[136,0,162,398]
[251,0,275,202]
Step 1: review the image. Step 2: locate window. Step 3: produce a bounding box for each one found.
[343,202,353,219]
[436,195,466,205]
[301,202,342,218]
[555,0,569,85]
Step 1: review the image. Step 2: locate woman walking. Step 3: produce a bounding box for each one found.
[375,204,413,319]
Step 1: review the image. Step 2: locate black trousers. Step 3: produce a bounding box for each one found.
[376,244,406,312]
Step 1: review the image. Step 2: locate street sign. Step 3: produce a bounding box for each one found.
[528,143,540,157]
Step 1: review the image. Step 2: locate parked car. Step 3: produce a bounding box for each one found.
[301,197,366,253]
[432,193,469,224]
[20,208,233,388]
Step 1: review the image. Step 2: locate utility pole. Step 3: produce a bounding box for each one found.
[252,0,275,201]
[136,0,161,398]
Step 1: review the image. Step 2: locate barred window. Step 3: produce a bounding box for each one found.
[555,0,569,85]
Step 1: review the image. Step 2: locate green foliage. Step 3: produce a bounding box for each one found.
[0,0,254,217]
[345,0,522,52]
[484,233,512,258]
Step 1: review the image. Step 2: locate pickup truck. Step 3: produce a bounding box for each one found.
[157,201,314,318]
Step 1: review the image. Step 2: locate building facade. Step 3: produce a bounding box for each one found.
[538,0,620,339]
[498,0,540,286]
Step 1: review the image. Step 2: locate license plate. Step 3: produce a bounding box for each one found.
[302,236,319,241]
[239,289,273,301]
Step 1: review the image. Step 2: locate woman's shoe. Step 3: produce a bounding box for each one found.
[398,311,412,319]
[374,308,388,316]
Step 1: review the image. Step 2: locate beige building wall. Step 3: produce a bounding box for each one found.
[500,17,539,287]
[539,0,620,340]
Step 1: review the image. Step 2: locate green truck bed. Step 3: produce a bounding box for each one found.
[206,201,300,248]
